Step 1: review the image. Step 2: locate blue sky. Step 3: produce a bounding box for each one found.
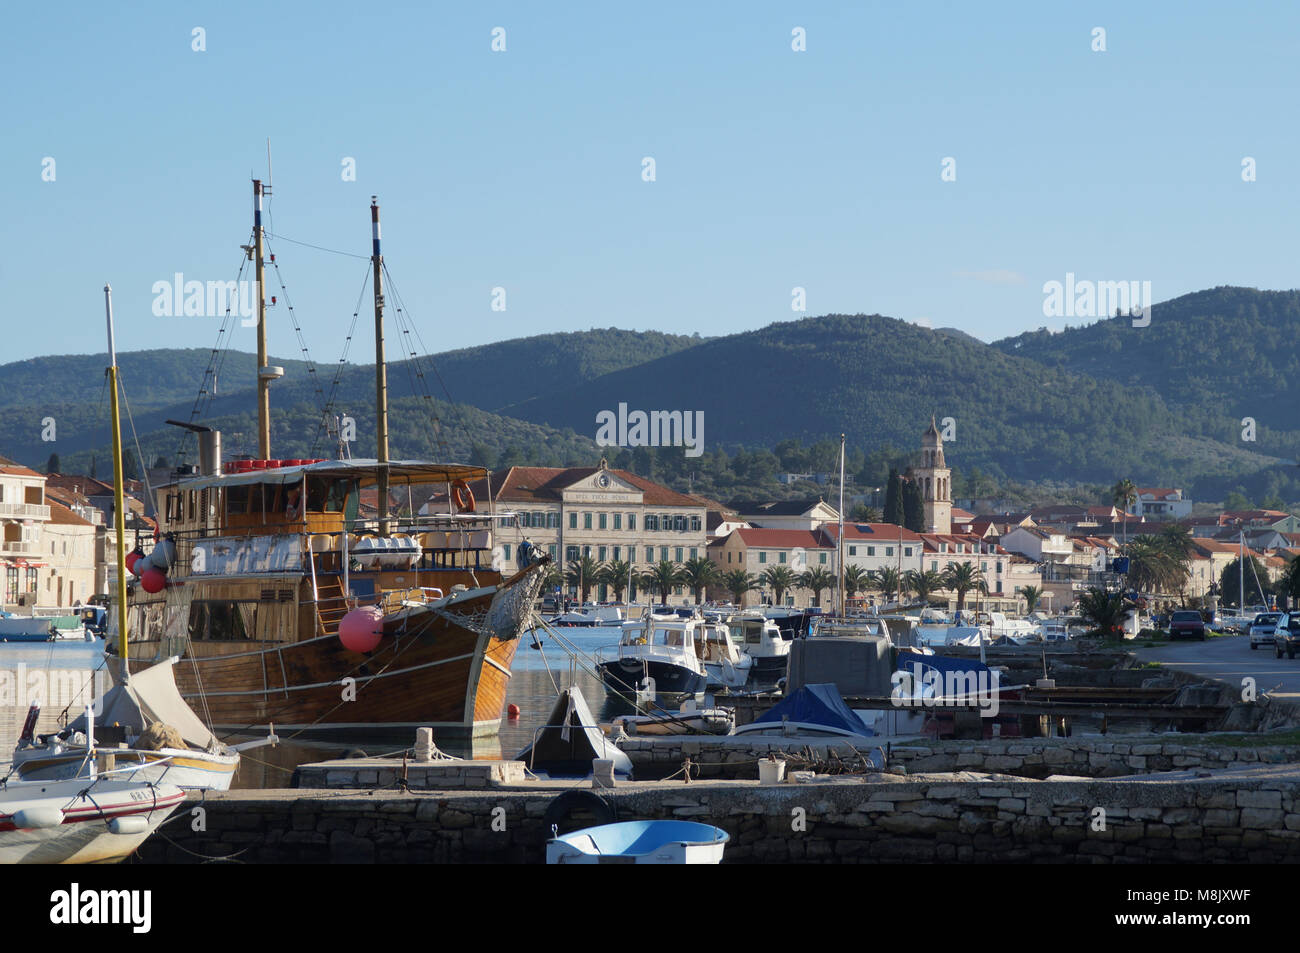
[3,1,1297,366]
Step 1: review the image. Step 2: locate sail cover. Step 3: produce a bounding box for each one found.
[751,683,871,735]
[69,658,217,750]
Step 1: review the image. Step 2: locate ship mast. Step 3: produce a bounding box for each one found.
[371,197,391,537]
[104,284,128,665]
[254,179,271,458]
[837,433,845,617]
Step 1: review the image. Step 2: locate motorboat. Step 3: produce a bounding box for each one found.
[547,820,729,864]
[596,616,709,699]
[696,620,752,690]
[728,612,790,679]
[730,683,876,745]
[0,773,185,864]
[549,605,627,627]
[612,700,734,736]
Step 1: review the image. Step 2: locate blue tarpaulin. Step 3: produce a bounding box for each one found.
[896,651,992,680]
[751,683,871,735]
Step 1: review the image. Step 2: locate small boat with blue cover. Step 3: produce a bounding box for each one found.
[546,820,730,864]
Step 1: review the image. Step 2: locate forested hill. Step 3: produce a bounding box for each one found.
[992,286,1300,440]
[500,312,1284,486]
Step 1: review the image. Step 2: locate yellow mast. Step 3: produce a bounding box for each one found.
[104,284,128,664]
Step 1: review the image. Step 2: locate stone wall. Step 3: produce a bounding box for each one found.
[890,735,1300,779]
[138,770,1300,864]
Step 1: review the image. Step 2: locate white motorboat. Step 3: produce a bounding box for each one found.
[696,620,752,689]
[0,773,186,864]
[548,820,729,864]
[596,616,709,698]
[549,605,627,627]
[728,611,790,679]
[612,700,734,736]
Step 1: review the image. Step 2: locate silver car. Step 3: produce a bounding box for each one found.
[1250,612,1284,649]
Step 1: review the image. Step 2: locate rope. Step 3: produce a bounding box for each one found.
[311,260,373,456]
[265,230,369,260]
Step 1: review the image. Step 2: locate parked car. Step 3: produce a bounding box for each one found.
[1274,613,1300,659]
[1169,610,1207,641]
[1249,612,1284,650]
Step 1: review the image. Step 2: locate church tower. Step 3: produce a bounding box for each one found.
[918,416,952,534]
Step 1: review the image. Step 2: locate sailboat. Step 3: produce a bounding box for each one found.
[11,286,249,791]
[112,184,549,740]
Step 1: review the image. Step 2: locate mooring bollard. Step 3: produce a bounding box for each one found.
[592,758,616,790]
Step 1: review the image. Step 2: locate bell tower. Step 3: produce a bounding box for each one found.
[918,416,951,534]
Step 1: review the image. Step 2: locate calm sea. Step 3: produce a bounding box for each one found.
[0,626,649,789]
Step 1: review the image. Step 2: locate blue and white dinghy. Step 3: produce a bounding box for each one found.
[547,820,730,864]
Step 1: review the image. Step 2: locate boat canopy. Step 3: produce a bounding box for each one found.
[173,459,488,492]
[67,657,217,750]
[896,650,991,680]
[751,683,870,735]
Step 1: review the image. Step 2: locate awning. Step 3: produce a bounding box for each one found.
[171,459,488,492]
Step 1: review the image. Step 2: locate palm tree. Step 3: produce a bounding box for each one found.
[797,567,836,608]
[1112,478,1137,545]
[681,556,719,604]
[645,560,685,604]
[761,566,797,607]
[874,566,902,604]
[1077,586,1130,639]
[722,569,760,607]
[1020,584,1043,614]
[843,565,871,604]
[1126,534,1187,597]
[541,562,563,595]
[599,559,633,602]
[905,569,945,605]
[564,554,603,603]
[941,562,984,611]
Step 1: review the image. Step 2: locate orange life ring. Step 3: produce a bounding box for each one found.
[451,480,475,513]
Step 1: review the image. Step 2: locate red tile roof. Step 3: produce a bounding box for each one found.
[821,523,922,543]
[45,499,94,527]
[732,528,830,549]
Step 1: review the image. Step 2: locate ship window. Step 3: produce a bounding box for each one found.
[226,484,265,516]
[188,600,256,641]
[306,477,350,513]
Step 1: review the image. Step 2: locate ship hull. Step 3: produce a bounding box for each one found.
[122,566,544,741]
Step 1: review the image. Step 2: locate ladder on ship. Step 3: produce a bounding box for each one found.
[315,576,349,637]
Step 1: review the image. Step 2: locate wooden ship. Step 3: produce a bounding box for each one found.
[110,183,548,740]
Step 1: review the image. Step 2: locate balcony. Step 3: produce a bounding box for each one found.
[0,540,37,555]
[0,502,50,520]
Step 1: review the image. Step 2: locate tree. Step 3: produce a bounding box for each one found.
[541,562,564,594]
[1111,478,1137,544]
[843,565,870,603]
[722,569,759,606]
[1020,585,1043,614]
[1077,587,1130,639]
[906,569,945,605]
[1219,555,1271,608]
[883,469,904,525]
[1125,534,1184,596]
[1281,556,1300,605]
[46,453,60,474]
[848,503,880,523]
[645,560,685,604]
[681,556,719,604]
[564,554,603,603]
[762,566,797,606]
[874,566,902,603]
[599,559,633,602]
[797,567,836,608]
[941,562,984,611]
[902,478,925,533]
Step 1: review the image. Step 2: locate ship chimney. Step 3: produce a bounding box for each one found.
[198,430,222,476]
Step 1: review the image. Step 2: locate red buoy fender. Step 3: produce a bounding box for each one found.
[451,480,475,513]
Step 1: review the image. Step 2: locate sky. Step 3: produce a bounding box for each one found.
[3,1,1298,366]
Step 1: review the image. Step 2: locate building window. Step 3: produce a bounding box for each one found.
[904,547,912,557]
[548,512,559,529]
[759,552,767,564]
[582,545,591,557]
[819,553,827,564]
[548,544,558,559]
[584,513,592,530]
[504,544,512,561]
[727,552,732,564]
[645,515,658,531]
[885,547,893,557]
[645,547,653,562]
[689,548,697,559]
[931,561,938,571]
[599,513,607,530]
[569,513,577,529]
[849,546,857,556]
[675,547,683,562]
[628,513,636,530]
[778,552,786,564]
[867,546,875,556]
[598,546,607,561]
[613,513,622,530]
[613,546,621,561]
[659,547,668,562]
[690,516,701,532]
